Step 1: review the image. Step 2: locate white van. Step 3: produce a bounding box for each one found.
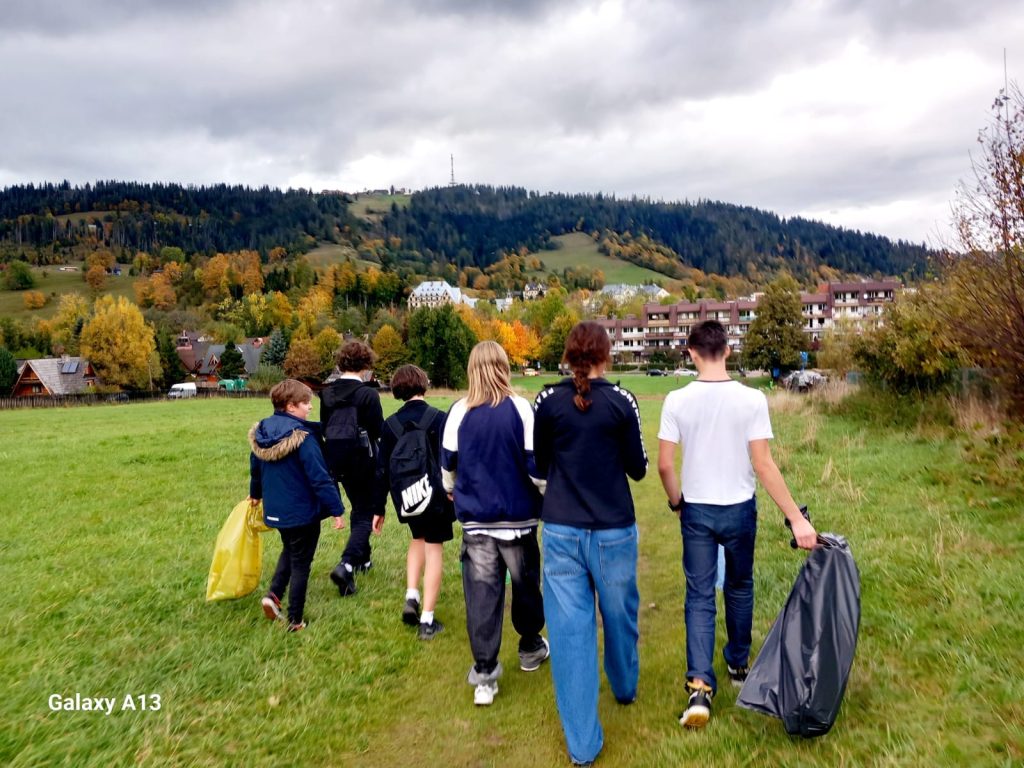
[168,382,197,399]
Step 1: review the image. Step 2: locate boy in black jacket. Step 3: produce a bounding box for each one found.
[318,341,384,596]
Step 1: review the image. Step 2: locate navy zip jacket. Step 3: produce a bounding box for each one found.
[441,395,545,530]
[249,411,345,529]
[533,378,648,529]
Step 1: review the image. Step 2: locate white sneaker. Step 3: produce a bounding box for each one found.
[474,681,498,706]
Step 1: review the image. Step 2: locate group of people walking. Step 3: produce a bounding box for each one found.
[247,320,817,766]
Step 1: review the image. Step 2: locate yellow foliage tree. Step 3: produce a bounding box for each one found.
[80,296,158,389]
[85,263,107,293]
[284,338,323,379]
[266,291,294,330]
[46,293,91,355]
[372,324,410,381]
[23,291,46,310]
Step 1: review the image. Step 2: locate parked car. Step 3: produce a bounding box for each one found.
[523,368,539,377]
[781,370,826,392]
[168,382,197,399]
[672,368,697,377]
[646,368,666,376]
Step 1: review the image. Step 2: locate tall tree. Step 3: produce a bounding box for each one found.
[80,296,158,389]
[262,328,289,368]
[945,85,1024,415]
[0,346,18,395]
[407,305,476,388]
[371,324,410,382]
[742,273,805,377]
[218,341,246,379]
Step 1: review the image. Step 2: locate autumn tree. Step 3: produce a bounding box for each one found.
[372,324,410,381]
[85,263,107,293]
[853,284,967,394]
[80,296,158,389]
[23,291,46,310]
[945,84,1024,415]
[539,312,579,370]
[284,338,323,380]
[47,293,91,355]
[313,328,342,374]
[742,273,805,377]
[816,316,859,380]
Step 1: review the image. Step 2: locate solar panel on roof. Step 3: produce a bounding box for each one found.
[61,360,79,374]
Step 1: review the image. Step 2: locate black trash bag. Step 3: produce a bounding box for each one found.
[737,534,860,737]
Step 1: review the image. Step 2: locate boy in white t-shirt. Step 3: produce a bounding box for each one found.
[657,320,817,730]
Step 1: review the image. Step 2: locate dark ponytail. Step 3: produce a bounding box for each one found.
[563,321,611,412]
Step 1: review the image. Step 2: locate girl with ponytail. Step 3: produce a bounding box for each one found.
[533,321,648,766]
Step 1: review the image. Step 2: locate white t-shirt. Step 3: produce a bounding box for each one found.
[658,381,773,505]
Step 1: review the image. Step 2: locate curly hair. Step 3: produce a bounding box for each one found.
[335,340,377,373]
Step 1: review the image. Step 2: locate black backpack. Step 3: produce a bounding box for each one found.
[320,384,372,477]
[385,409,442,520]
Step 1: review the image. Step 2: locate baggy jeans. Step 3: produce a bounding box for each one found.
[543,522,639,765]
[681,496,757,693]
[460,529,545,680]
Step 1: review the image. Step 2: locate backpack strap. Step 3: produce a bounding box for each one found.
[384,413,405,441]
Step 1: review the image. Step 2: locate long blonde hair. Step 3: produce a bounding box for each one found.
[465,341,515,409]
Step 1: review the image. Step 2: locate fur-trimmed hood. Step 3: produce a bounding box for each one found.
[249,412,315,462]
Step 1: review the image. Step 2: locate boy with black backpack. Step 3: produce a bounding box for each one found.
[373,364,453,640]
[319,341,384,597]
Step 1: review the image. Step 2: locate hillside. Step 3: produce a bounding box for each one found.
[377,185,929,283]
[531,233,677,285]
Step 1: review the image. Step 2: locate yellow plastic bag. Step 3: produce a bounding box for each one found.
[206,500,267,601]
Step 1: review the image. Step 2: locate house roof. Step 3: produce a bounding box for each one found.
[18,357,97,395]
[198,343,263,375]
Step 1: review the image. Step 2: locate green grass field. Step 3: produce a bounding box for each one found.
[531,233,679,287]
[302,242,370,270]
[1,387,1021,767]
[348,193,411,222]
[0,264,135,320]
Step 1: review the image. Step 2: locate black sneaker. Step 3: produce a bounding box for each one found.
[330,564,357,597]
[417,619,444,640]
[679,680,713,729]
[727,664,749,687]
[402,598,421,626]
[354,559,373,574]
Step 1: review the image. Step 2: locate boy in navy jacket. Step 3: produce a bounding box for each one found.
[249,379,345,631]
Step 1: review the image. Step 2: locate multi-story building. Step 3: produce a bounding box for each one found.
[597,280,901,362]
[407,280,478,310]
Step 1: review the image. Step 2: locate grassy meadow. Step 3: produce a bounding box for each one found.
[1,379,1022,767]
[0,264,135,320]
[532,233,678,287]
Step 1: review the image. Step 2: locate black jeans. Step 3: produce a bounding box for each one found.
[269,521,321,624]
[460,530,545,675]
[337,471,376,568]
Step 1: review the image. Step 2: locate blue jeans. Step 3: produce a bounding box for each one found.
[681,497,757,694]
[543,523,639,765]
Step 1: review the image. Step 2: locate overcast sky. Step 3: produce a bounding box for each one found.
[1,0,1021,244]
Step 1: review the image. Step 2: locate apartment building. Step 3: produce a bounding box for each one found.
[598,280,900,362]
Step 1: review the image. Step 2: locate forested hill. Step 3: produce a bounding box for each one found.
[0,181,358,256]
[0,181,929,281]
[379,185,929,279]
